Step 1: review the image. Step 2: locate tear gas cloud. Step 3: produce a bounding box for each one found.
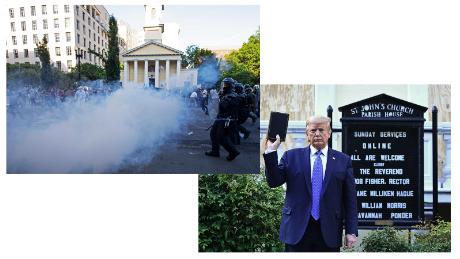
[7,84,187,173]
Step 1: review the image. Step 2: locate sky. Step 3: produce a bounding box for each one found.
[105,5,260,51]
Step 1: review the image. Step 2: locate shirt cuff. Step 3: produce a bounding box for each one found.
[264,148,277,154]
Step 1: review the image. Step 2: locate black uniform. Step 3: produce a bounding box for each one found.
[205,89,240,161]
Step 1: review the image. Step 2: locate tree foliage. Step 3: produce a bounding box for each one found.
[222,29,260,85]
[71,63,105,81]
[106,15,120,81]
[412,219,451,252]
[36,36,53,87]
[7,63,41,88]
[181,45,214,69]
[199,172,285,252]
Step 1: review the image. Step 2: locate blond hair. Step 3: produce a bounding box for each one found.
[306,116,331,133]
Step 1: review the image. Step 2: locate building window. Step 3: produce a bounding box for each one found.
[83,51,86,59]
[66,46,72,56]
[20,7,25,17]
[54,18,59,28]
[64,5,70,13]
[56,61,61,70]
[55,33,60,43]
[10,22,15,32]
[42,5,47,15]
[76,20,80,30]
[34,48,38,57]
[43,34,48,42]
[13,49,19,58]
[97,26,99,33]
[83,25,86,35]
[89,53,92,61]
[88,18,91,26]
[43,19,48,29]
[12,36,17,45]
[65,17,70,28]
[31,6,36,16]
[33,34,38,44]
[24,49,29,58]
[93,33,96,41]
[82,12,85,21]
[23,35,27,44]
[53,5,58,14]
[88,29,91,38]
[32,20,37,30]
[55,47,61,56]
[9,8,14,18]
[66,32,71,42]
[77,34,80,44]
[83,38,86,47]
[67,60,72,70]
[6,50,8,59]
[21,21,26,31]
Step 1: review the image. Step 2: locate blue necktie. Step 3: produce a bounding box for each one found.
[311,150,323,220]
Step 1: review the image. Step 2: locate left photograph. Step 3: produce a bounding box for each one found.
[6,4,260,173]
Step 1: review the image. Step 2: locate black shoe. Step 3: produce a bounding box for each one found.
[205,151,219,157]
[226,151,240,161]
[243,131,251,139]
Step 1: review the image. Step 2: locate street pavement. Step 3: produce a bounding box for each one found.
[120,103,260,174]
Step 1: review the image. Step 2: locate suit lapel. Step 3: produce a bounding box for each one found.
[321,148,335,198]
[304,146,312,196]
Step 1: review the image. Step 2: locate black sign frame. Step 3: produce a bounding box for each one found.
[339,94,427,228]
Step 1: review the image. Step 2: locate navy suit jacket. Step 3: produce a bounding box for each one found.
[263,146,358,248]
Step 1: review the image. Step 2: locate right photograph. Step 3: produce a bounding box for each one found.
[198,84,451,252]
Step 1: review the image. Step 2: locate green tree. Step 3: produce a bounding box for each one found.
[222,29,260,85]
[70,63,105,80]
[199,172,285,252]
[6,63,41,89]
[181,45,214,69]
[105,15,120,81]
[36,36,53,87]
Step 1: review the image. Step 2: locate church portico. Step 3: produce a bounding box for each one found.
[121,41,182,89]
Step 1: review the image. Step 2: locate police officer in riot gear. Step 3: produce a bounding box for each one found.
[234,82,251,141]
[245,86,258,123]
[205,78,240,161]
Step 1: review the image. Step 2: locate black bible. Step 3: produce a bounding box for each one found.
[267,112,289,142]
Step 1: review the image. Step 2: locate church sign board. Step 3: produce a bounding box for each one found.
[338,94,427,227]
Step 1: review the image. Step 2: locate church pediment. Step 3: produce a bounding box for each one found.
[122,40,182,57]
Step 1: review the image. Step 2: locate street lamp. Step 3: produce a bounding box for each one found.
[75,48,83,81]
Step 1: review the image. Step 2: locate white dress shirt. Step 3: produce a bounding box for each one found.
[309,145,328,180]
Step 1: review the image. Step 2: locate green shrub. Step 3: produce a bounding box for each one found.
[198,172,285,252]
[412,219,451,252]
[361,227,411,252]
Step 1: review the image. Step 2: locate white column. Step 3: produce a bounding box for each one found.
[165,60,170,89]
[144,60,149,87]
[124,61,128,85]
[155,59,160,88]
[134,60,138,84]
[176,59,181,87]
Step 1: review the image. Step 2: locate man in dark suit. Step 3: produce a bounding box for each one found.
[263,116,358,252]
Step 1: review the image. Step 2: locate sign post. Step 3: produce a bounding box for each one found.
[339,94,427,227]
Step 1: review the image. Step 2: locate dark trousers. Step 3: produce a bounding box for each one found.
[210,121,238,155]
[285,218,340,252]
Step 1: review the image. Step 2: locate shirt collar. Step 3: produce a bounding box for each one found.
[310,145,328,157]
